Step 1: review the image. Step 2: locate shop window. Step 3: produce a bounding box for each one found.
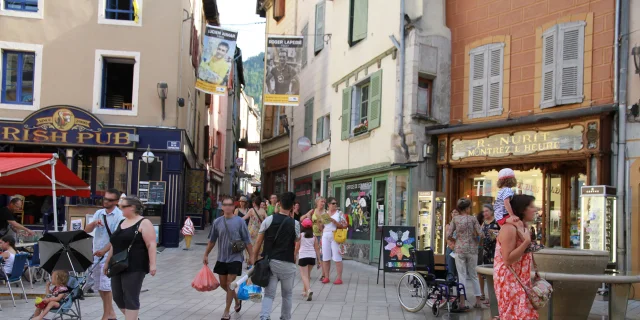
[348,0,368,46]
[93,50,140,116]
[314,1,325,53]
[316,114,330,143]
[395,176,408,226]
[77,157,92,189]
[304,98,314,140]
[417,77,432,116]
[341,70,382,140]
[468,43,504,119]
[273,0,285,21]
[1,0,43,19]
[4,0,37,12]
[344,179,372,240]
[540,21,586,109]
[1,50,34,106]
[114,157,127,193]
[96,156,111,196]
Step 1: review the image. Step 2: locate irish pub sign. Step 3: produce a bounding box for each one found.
[0,106,136,148]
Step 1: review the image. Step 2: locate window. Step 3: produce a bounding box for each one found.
[340,69,382,140]
[273,0,285,21]
[316,114,330,143]
[417,77,432,116]
[215,131,223,170]
[540,21,586,109]
[349,0,368,45]
[77,157,92,188]
[1,0,43,19]
[304,98,314,139]
[301,24,308,68]
[1,51,34,105]
[93,50,140,116]
[187,91,194,141]
[468,43,504,119]
[98,0,142,26]
[96,156,111,196]
[114,157,127,193]
[315,1,325,53]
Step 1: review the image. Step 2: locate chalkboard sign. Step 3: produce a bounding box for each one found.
[147,181,166,204]
[377,225,416,287]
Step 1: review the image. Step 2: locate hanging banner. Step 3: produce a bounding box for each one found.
[196,25,238,95]
[264,35,303,106]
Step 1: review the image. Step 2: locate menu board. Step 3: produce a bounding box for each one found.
[381,226,416,273]
[147,181,166,204]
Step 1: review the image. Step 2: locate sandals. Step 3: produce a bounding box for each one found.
[234,300,242,313]
[473,303,483,309]
[221,317,231,320]
[307,291,313,301]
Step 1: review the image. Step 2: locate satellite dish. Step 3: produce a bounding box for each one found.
[297,136,312,152]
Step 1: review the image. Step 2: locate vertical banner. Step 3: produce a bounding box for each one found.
[264,35,303,106]
[196,25,238,95]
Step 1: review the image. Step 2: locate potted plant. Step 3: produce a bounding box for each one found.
[353,120,368,136]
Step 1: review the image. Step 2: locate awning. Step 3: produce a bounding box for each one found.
[0,153,90,198]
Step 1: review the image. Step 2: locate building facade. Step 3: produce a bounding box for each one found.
[0,0,216,247]
[237,95,261,195]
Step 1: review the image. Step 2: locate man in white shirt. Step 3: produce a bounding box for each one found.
[85,189,124,320]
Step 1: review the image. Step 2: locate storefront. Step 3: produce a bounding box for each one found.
[263,150,288,198]
[435,114,613,249]
[0,106,200,247]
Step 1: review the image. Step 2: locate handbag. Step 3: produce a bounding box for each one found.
[107,218,144,278]
[332,212,347,244]
[508,254,553,310]
[251,217,290,287]
[222,216,246,253]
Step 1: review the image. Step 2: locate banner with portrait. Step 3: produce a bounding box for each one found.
[196,25,238,95]
[264,35,303,106]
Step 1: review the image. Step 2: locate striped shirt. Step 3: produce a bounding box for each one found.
[494,187,514,221]
[209,215,251,263]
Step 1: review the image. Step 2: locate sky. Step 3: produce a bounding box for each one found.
[217,0,266,60]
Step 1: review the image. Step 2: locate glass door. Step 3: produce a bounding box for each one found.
[371,177,387,264]
[545,174,563,248]
[569,174,587,248]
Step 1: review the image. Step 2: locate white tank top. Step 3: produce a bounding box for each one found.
[3,252,14,274]
[298,236,316,259]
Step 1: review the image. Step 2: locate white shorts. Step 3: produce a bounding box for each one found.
[321,232,342,262]
[91,261,111,292]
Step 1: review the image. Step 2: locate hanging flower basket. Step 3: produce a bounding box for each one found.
[353,123,368,136]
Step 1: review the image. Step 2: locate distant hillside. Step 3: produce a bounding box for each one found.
[243,52,264,110]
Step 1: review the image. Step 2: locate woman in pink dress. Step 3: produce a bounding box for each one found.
[493,195,538,320]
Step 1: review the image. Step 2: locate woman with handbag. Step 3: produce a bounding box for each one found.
[103,196,157,320]
[244,196,267,254]
[446,198,483,309]
[493,195,542,320]
[320,197,347,285]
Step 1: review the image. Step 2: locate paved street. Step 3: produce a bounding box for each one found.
[2,227,640,319]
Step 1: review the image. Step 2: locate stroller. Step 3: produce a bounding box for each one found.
[47,260,102,320]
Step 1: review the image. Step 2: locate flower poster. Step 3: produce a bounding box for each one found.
[381,226,416,273]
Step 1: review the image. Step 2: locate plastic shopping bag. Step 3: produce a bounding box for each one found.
[191,265,220,292]
[237,282,249,300]
[246,284,263,303]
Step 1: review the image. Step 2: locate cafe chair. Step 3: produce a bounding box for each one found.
[27,243,46,289]
[3,252,29,307]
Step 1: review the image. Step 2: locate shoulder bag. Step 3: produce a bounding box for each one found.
[102,214,112,238]
[223,217,247,253]
[508,254,553,309]
[333,213,347,244]
[107,218,144,278]
[251,217,290,287]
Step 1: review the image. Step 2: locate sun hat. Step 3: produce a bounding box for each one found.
[498,168,515,180]
[301,218,313,228]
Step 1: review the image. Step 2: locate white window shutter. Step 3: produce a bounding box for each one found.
[469,47,488,119]
[556,21,585,105]
[540,26,557,109]
[487,43,504,117]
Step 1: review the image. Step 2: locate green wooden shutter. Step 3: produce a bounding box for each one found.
[304,99,314,139]
[316,116,324,143]
[341,87,352,140]
[352,0,368,42]
[301,24,308,67]
[367,70,382,130]
[314,2,325,53]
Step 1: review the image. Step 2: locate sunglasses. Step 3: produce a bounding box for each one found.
[104,198,119,202]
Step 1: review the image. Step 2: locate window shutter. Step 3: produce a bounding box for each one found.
[352,0,368,42]
[541,26,557,109]
[304,99,314,139]
[487,44,504,116]
[316,117,324,143]
[314,2,325,53]
[368,69,382,130]
[301,24,308,68]
[557,21,585,105]
[468,48,488,118]
[263,105,274,139]
[341,87,352,140]
[204,125,210,160]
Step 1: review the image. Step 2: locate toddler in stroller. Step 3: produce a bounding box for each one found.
[31,270,69,320]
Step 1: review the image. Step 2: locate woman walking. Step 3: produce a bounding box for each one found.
[320,197,347,284]
[104,196,157,320]
[295,218,321,300]
[234,196,250,225]
[446,198,482,309]
[479,204,500,303]
[243,196,267,254]
[303,197,326,280]
[493,195,538,320]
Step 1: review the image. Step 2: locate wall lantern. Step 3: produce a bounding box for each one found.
[157,82,168,120]
[632,46,640,75]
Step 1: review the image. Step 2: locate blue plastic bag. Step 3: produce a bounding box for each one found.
[246,284,263,303]
[237,282,249,301]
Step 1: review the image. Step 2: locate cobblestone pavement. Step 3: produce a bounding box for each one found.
[2,227,640,319]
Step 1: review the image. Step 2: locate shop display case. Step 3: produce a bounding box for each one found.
[416,191,446,254]
[580,186,616,261]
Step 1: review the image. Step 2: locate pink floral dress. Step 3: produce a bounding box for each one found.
[493,239,538,320]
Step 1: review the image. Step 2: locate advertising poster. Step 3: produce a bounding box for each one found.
[196,25,238,95]
[344,180,372,241]
[264,35,303,106]
[381,226,416,273]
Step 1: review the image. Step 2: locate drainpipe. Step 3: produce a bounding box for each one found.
[177,9,192,127]
[397,0,410,160]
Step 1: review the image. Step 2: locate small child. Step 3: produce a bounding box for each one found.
[32,270,69,320]
[295,219,321,301]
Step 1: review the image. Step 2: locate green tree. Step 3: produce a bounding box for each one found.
[243,52,265,110]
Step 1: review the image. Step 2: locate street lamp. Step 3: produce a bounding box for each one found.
[142,145,156,181]
[157,82,168,120]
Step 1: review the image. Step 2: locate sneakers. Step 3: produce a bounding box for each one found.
[321,277,330,284]
[333,279,343,285]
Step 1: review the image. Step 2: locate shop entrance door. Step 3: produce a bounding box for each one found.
[371,177,387,264]
[544,171,587,248]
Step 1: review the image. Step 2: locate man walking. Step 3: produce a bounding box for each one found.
[0,197,34,237]
[253,192,300,320]
[85,189,123,320]
[267,194,278,216]
[203,197,253,320]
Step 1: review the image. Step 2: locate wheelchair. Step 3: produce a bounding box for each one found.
[396,248,467,317]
